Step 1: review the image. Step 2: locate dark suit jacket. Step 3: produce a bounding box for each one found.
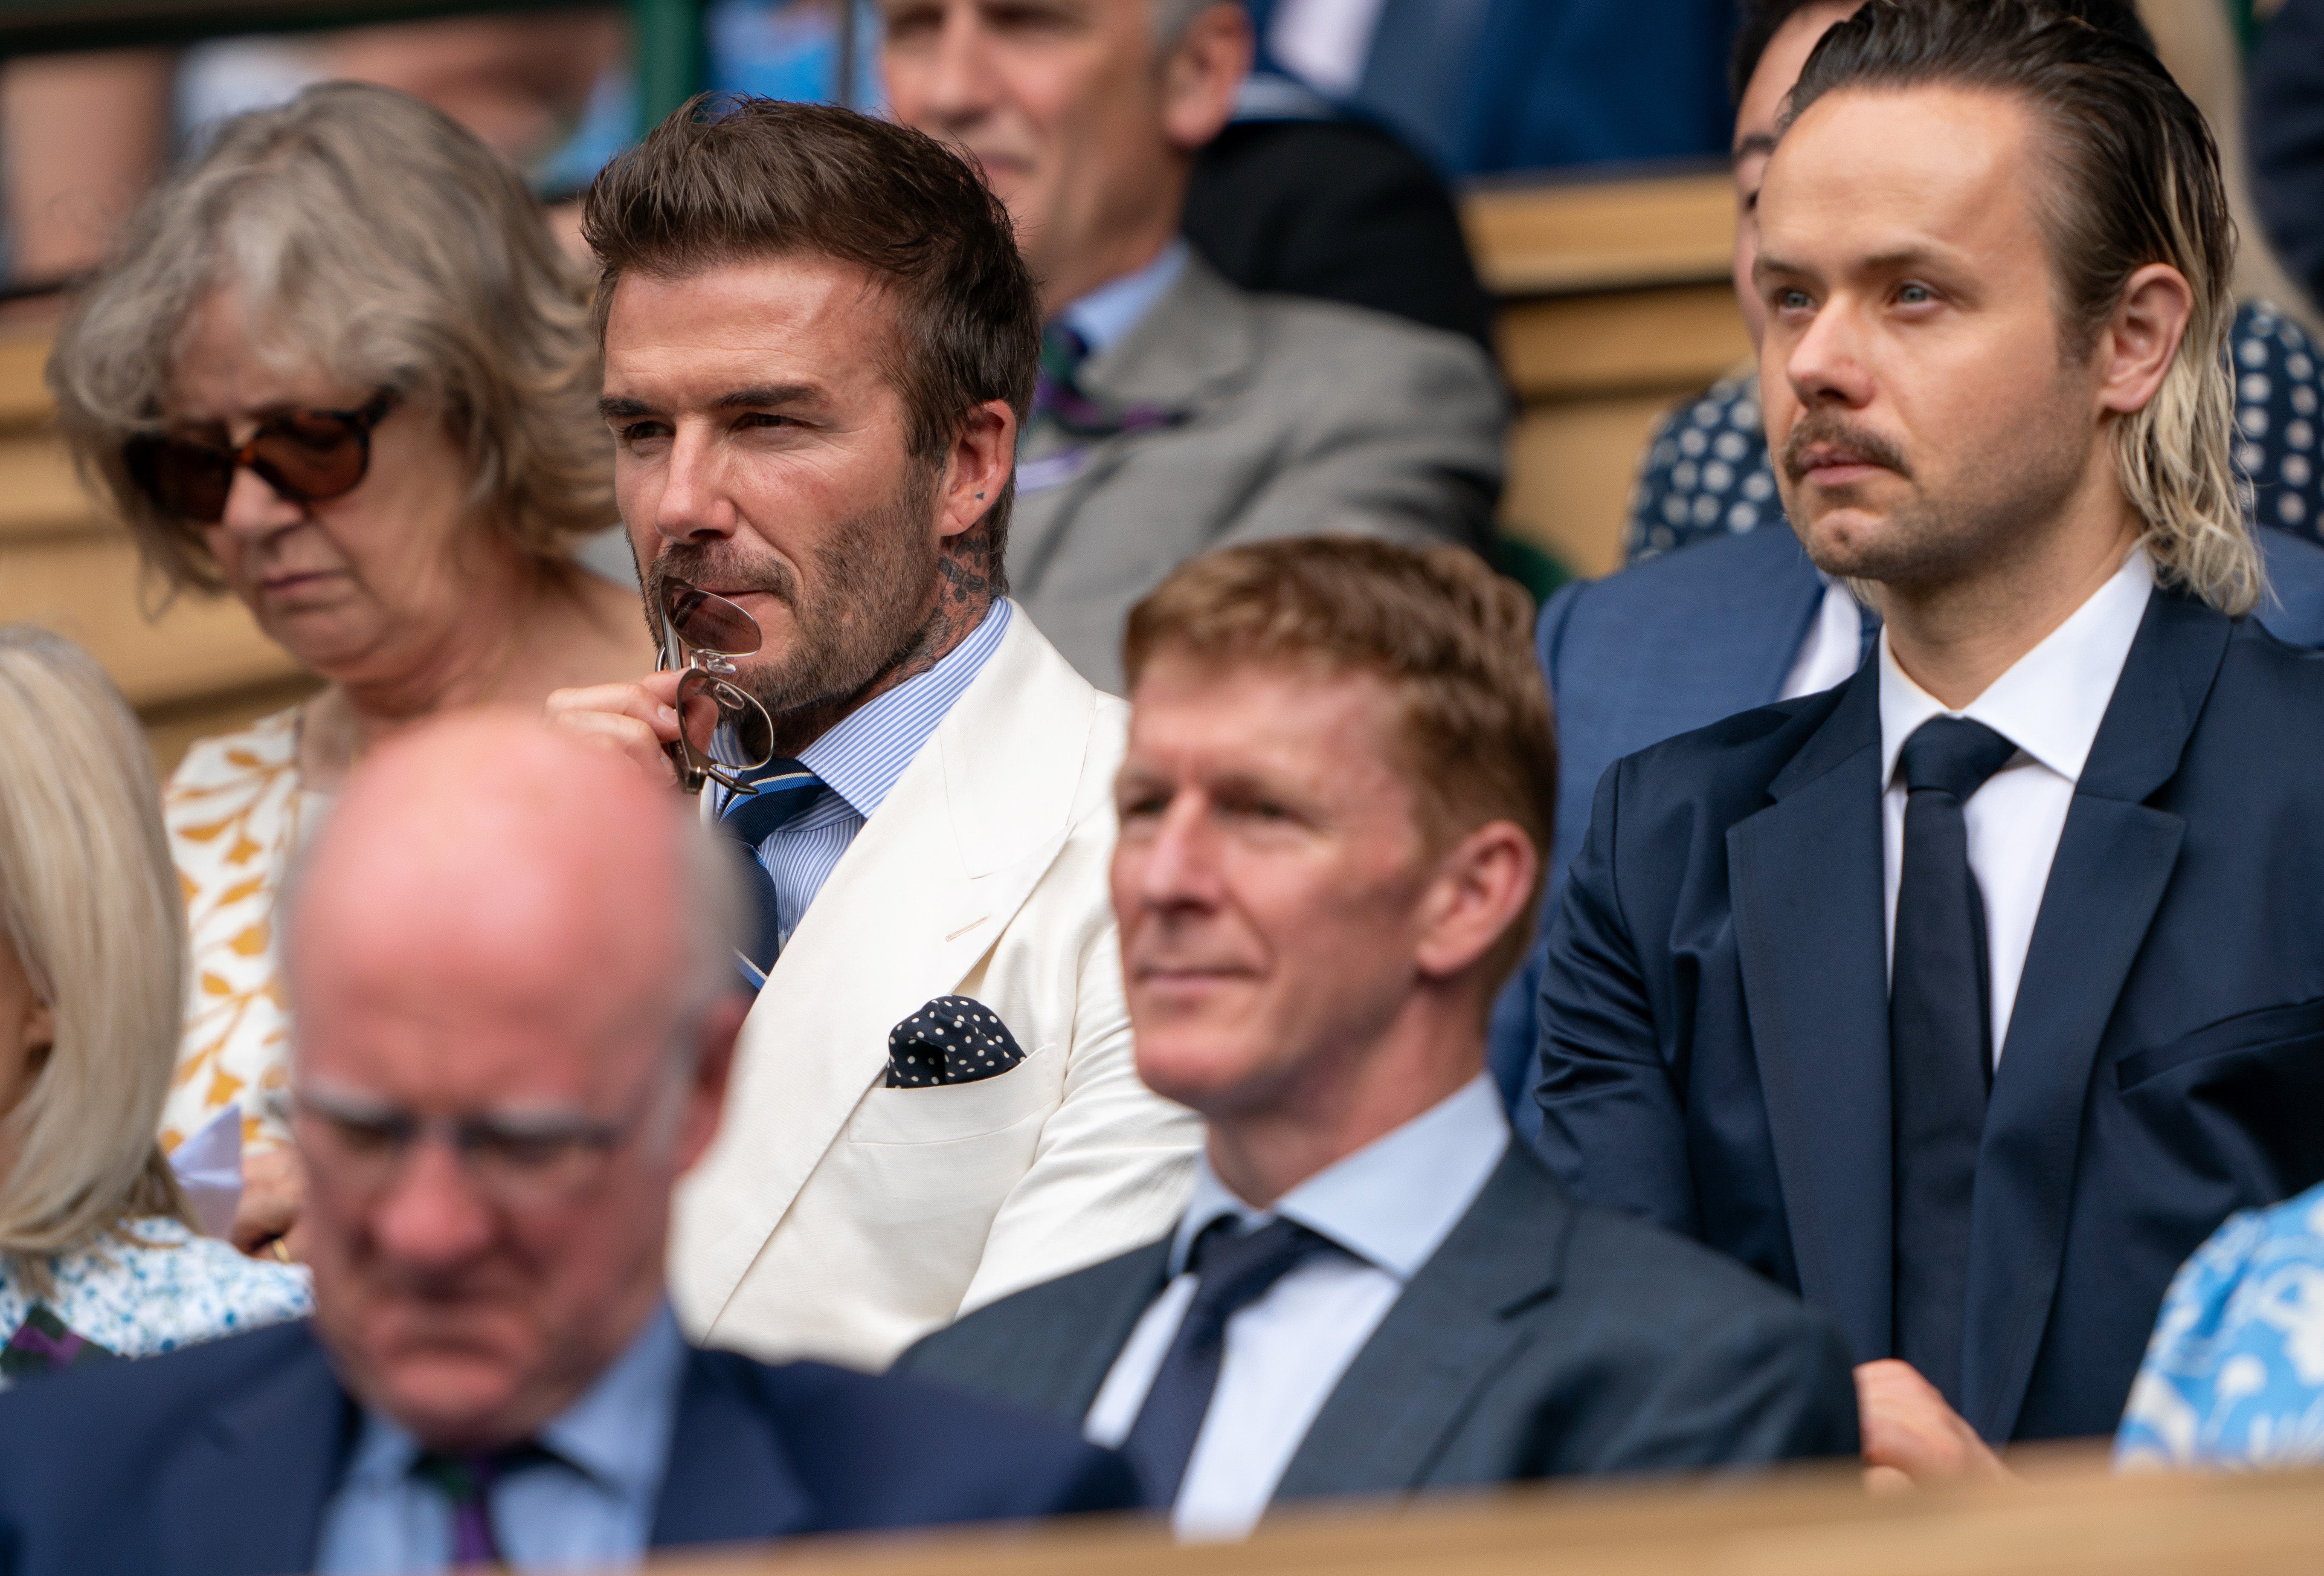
[1184,116,1497,355]
[1487,523,2324,1118]
[1535,588,2324,1443]
[0,1319,1137,1576]
[897,1144,1857,1507]
[2250,0,2324,316]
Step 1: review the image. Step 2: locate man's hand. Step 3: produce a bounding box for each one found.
[545,670,686,787]
[1855,1359,2016,1492]
[232,1145,308,1262]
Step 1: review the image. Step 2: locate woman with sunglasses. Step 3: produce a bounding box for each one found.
[0,626,310,1382]
[46,83,650,1257]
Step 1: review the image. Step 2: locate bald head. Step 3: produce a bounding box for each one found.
[283,712,746,1450]
[292,712,707,1059]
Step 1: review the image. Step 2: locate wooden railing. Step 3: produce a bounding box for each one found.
[1464,167,1750,580]
[640,1452,2324,1576]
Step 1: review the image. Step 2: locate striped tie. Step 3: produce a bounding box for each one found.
[411,1443,554,1567]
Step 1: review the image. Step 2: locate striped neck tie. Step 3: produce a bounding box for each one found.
[410,1442,555,1567]
[1032,323,1181,442]
[718,759,824,982]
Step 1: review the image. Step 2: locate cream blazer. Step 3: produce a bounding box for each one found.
[669,607,1201,1370]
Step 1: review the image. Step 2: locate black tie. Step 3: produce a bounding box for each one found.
[717,759,822,979]
[1119,1217,1329,1506]
[1890,715,2019,1409]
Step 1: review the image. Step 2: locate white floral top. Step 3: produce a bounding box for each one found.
[162,707,326,1156]
[0,1218,311,1391]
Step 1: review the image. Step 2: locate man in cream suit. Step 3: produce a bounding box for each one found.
[880,0,1507,695]
[550,99,1200,1370]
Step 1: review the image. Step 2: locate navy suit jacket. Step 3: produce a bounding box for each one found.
[0,1319,1138,1576]
[1534,586,2324,1443]
[897,1144,1858,1505]
[1486,523,2324,1115]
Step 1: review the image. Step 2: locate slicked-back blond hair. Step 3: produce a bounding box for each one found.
[0,627,190,1290]
[1791,0,2260,614]
[48,81,613,597]
[1123,538,1556,993]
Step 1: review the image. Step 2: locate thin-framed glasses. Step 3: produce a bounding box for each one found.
[123,388,401,524]
[276,1074,675,1213]
[656,577,776,797]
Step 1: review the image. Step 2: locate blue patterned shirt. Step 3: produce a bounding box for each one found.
[0,1216,310,1389]
[1624,300,2324,564]
[2118,1183,2324,1469]
[720,599,1013,949]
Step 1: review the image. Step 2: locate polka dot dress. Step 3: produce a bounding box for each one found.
[1622,300,2324,565]
[885,995,1027,1087]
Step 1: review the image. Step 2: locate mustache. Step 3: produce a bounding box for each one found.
[1779,412,1914,484]
[646,544,799,623]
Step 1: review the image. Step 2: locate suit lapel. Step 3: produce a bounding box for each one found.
[1623,529,1832,740]
[1023,1243,1175,1420]
[1960,592,2225,1440]
[1010,260,1260,594]
[157,1325,350,1576]
[1272,1148,1570,1498]
[670,613,1105,1327]
[1726,666,1894,1364]
[650,1351,819,1547]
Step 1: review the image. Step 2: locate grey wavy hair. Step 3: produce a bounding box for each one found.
[48,81,615,598]
[0,627,191,1293]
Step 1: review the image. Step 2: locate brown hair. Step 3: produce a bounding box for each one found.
[49,82,614,597]
[1123,538,1556,992]
[1788,0,2258,615]
[581,96,1041,587]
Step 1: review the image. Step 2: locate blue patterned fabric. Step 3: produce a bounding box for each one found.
[0,1217,310,1392]
[1624,301,2324,565]
[2117,1183,2324,1469]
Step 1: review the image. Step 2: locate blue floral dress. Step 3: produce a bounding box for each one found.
[0,1217,311,1390]
[2116,1182,2324,1468]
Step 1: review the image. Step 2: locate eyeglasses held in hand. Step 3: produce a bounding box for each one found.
[657,577,777,797]
[276,1077,672,1213]
[122,388,400,523]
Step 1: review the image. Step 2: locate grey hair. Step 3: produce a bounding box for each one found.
[0,627,193,1291]
[47,81,615,599]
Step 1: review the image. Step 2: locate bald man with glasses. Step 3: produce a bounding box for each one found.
[0,714,1136,1576]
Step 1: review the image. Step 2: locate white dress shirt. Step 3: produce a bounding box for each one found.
[1877,548,2153,1060]
[1082,1075,1509,1541]
[1780,577,1874,700]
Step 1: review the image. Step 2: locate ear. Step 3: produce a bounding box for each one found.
[1411,820,1539,983]
[934,398,1018,544]
[2094,262,2195,418]
[672,991,747,1177]
[1159,3,1253,153]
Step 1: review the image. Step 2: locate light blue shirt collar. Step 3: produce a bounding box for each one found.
[789,598,1013,822]
[1058,239,1190,362]
[339,1303,688,1504]
[1170,1073,1510,1281]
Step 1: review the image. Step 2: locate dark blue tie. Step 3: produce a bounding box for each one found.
[1890,715,2019,1409]
[1119,1216,1329,1506]
[717,759,822,982]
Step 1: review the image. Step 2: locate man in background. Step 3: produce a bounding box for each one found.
[879,0,1505,694]
[903,540,1855,1534]
[0,715,1137,1576]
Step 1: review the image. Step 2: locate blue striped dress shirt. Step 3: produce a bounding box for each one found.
[719,600,1013,952]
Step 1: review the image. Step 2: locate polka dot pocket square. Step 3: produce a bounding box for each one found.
[886,996,1027,1088]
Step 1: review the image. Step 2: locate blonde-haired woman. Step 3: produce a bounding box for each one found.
[0,627,307,1383]
[47,82,650,1252]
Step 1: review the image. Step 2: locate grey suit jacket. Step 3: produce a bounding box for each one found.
[1008,256,1506,694]
[897,1144,1858,1508]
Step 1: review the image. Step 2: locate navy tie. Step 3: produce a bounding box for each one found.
[1119,1217,1329,1506]
[717,759,822,982]
[1890,715,2019,1409]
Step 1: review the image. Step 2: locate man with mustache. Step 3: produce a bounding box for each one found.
[548,99,1199,1372]
[1534,0,2324,1483]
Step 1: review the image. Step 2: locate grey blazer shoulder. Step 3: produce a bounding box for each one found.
[897,1144,1857,1506]
[1009,255,1506,694]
